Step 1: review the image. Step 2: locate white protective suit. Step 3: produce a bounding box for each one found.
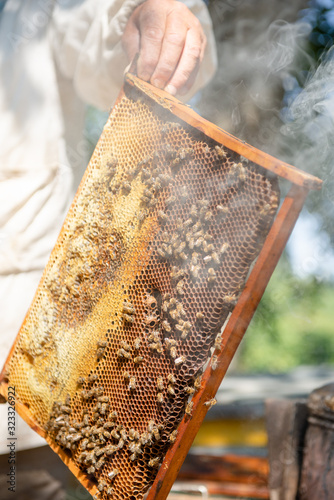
[0,0,217,453]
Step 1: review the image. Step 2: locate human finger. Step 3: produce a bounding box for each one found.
[164,25,206,96]
[149,14,188,90]
[136,8,167,81]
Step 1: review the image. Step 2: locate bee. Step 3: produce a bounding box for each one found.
[158,210,168,223]
[78,451,88,463]
[110,410,118,420]
[175,323,183,333]
[194,375,202,390]
[140,164,151,177]
[185,386,195,395]
[259,203,272,216]
[133,337,141,350]
[72,433,82,443]
[157,248,166,259]
[147,420,156,433]
[203,255,212,264]
[103,421,115,430]
[85,452,96,464]
[123,313,135,323]
[111,428,120,440]
[94,446,105,458]
[149,342,163,354]
[170,267,185,281]
[189,264,200,280]
[117,348,131,359]
[97,339,107,348]
[167,374,176,385]
[167,385,175,396]
[181,321,192,340]
[81,390,89,400]
[95,457,105,470]
[183,321,192,331]
[194,237,204,248]
[196,311,204,321]
[170,346,177,359]
[162,243,172,256]
[217,204,229,216]
[156,377,164,391]
[148,457,160,468]
[102,429,110,439]
[134,356,143,364]
[98,395,109,403]
[106,487,114,496]
[118,438,125,449]
[78,434,88,447]
[211,252,220,265]
[212,335,222,354]
[175,355,186,366]
[87,465,96,475]
[223,294,237,305]
[176,280,185,295]
[96,347,105,360]
[169,309,179,321]
[83,414,90,426]
[88,373,98,383]
[157,173,171,186]
[129,376,136,390]
[123,302,135,316]
[129,428,140,440]
[60,405,71,414]
[152,427,160,441]
[122,181,131,193]
[100,403,108,415]
[140,432,150,445]
[105,444,117,456]
[128,442,137,453]
[157,393,164,404]
[215,145,227,159]
[162,320,171,332]
[166,195,176,207]
[185,401,194,416]
[211,355,218,371]
[208,268,216,283]
[204,398,217,409]
[108,469,119,481]
[120,429,127,440]
[165,338,177,350]
[220,242,230,255]
[169,430,178,443]
[77,376,85,385]
[191,253,199,266]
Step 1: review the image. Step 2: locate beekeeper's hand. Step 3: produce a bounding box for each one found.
[122,0,207,96]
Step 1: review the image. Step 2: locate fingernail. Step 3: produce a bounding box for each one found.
[152,79,164,89]
[165,84,177,96]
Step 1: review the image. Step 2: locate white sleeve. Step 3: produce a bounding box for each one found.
[50,0,217,111]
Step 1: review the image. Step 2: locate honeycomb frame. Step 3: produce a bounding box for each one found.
[0,74,322,500]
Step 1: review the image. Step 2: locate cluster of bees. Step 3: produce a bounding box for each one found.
[156,195,231,290]
[46,371,175,497]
